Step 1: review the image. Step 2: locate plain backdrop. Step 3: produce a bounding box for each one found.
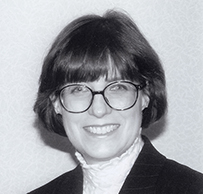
[0,0,203,193]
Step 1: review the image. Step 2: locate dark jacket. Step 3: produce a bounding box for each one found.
[28,136,203,194]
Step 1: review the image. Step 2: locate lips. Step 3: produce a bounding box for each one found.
[84,124,119,135]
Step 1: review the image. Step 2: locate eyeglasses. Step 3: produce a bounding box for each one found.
[58,80,145,113]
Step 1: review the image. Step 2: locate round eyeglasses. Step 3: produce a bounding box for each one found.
[58,80,145,113]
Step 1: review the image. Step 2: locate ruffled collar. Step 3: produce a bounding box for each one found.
[75,135,144,194]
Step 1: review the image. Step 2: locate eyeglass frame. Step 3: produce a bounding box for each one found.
[57,80,146,113]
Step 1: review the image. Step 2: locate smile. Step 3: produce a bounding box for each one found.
[84,124,119,135]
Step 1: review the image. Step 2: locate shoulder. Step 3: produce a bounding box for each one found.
[157,157,203,193]
[140,136,203,193]
[27,165,83,194]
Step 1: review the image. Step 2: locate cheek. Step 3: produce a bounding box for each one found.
[61,115,80,146]
[122,102,143,130]
[125,99,143,119]
[61,112,77,133]
[60,111,85,138]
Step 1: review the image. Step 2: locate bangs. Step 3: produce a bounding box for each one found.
[54,47,142,86]
[56,48,117,83]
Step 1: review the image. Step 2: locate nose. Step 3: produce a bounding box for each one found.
[88,94,112,118]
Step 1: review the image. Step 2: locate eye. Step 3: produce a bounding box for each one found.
[69,85,89,94]
[109,83,128,91]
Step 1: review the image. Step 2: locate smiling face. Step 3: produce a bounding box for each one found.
[53,77,149,165]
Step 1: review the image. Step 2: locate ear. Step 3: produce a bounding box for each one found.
[50,95,62,115]
[141,93,150,111]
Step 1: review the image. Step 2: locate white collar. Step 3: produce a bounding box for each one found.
[75,135,144,194]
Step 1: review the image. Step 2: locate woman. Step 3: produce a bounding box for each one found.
[29,10,203,194]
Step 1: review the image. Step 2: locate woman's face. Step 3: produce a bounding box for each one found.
[54,77,149,165]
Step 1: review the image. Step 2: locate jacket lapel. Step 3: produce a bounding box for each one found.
[56,165,83,194]
[119,136,166,194]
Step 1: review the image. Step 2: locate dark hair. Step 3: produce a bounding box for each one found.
[34,10,167,136]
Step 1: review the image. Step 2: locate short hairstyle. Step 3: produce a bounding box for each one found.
[34,10,167,136]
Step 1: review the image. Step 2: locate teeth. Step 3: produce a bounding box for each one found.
[85,125,119,135]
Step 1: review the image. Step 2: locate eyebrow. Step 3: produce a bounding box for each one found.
[105,76,122,82]
[63,77,122,87]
